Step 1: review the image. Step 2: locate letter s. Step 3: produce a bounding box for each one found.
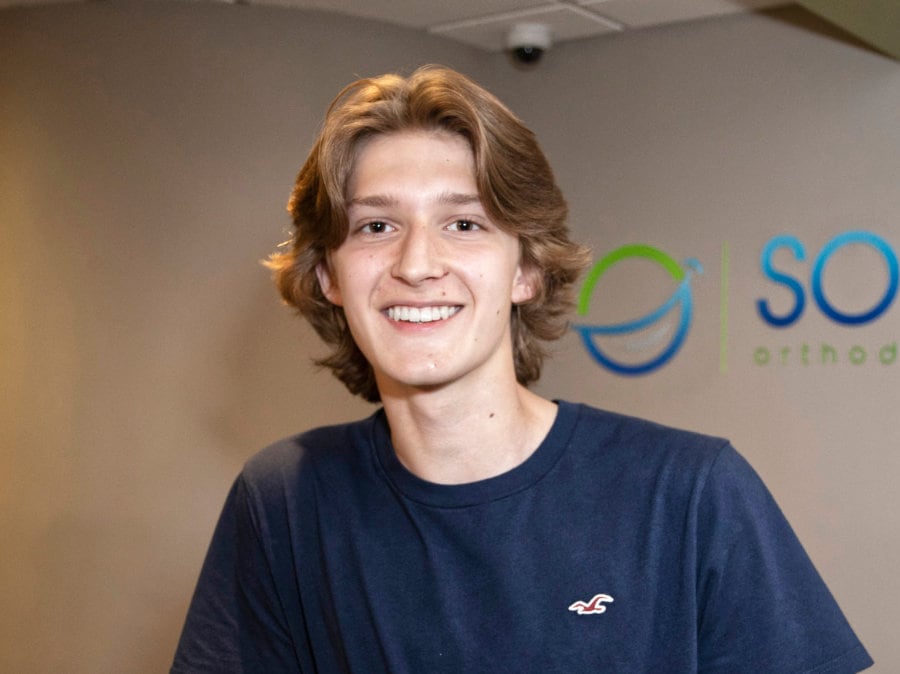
[757,235,806,327]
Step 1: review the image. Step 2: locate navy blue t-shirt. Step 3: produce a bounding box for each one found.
[172,402,872,673]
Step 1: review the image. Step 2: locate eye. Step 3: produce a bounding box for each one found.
[447,219,481,232]
[359,220,394,235]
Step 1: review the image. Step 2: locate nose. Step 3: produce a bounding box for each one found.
[392,225,446,284]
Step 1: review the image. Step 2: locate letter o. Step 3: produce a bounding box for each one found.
[849,346,867,365]
[811,231,899,325]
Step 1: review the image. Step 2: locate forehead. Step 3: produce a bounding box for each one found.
[346,130,476,196]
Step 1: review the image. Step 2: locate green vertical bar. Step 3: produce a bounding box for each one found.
[720,242,729,374]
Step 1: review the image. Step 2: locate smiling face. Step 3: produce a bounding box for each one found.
[316,130,536,398]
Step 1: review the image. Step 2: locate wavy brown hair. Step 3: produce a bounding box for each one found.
[267,65,591,402]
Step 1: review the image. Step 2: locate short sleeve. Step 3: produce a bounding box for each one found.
[695,446,872,673]
[170,476,301,673]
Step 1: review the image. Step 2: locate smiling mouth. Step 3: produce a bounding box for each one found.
[386,305,461,323]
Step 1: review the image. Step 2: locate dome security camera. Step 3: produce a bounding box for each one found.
[506,22,552,67]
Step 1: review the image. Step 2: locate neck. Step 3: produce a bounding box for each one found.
[379,377,557,485]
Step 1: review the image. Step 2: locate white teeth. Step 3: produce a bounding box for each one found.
[388,305,459,323]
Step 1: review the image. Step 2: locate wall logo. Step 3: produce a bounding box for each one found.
[573,244,703,375]
[758,231,898,327]
[754,230,898,368]
[575,231,897,375]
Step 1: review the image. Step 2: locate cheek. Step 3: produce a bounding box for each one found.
[325,254,370,304]
[338,262,385,310]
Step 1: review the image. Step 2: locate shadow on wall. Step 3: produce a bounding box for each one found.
[764,4,893,60]
[212,270,376,456]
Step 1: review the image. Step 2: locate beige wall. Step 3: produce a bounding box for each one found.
[1,3,897,671]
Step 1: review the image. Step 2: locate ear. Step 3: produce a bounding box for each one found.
[315,261,343,306]
[511,262,540,304]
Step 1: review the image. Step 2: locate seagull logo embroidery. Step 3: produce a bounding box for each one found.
[568,593,614,615]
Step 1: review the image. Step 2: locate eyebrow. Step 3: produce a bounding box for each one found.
[436,192,482,207]
[347,192,482,208]
[347,194,398,208]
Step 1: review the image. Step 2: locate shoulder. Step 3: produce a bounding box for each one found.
[563,400,731,468]
[238,410,384,497]
[554,401,752,515]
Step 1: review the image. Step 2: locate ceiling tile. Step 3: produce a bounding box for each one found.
[430,4,621,52]
[579,0,787,29]
[258,0,549,30]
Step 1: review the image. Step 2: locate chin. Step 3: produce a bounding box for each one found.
[375,363,458,394]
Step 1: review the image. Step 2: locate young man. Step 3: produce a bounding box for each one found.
[172,66,872,672]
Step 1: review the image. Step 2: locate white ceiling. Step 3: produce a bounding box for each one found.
[2,0,790,52]
[253,0,788,51]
